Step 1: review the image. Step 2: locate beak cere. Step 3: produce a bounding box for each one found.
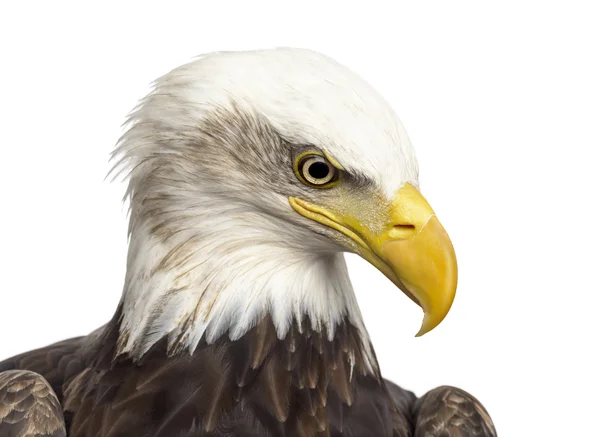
[289,183,458,336]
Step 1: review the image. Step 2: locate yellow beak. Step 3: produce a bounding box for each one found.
[289,183,458,336]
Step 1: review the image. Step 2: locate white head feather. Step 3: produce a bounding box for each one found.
[112,48,419,372]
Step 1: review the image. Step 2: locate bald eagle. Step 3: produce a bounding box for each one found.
[0,48,496,437]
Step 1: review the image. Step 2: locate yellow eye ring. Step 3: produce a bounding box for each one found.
[294,152,340,188]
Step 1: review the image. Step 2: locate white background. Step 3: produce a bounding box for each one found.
[1,2,599,435]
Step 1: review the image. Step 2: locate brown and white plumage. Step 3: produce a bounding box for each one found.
[0,314,495,437]
[412,386,496,437]
[0,48,496,436]
[0,370,66,437]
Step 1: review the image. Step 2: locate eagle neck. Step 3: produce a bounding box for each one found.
[115,220,379,374]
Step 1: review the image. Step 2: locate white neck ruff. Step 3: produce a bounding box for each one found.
[117,201,376,372]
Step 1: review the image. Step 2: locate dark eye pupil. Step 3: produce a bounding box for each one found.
[308,162,330,179]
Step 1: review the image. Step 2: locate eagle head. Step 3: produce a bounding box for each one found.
[113,48,457,363]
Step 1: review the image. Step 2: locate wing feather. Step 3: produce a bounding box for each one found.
[413,385,497,437]
[0,370,66,437]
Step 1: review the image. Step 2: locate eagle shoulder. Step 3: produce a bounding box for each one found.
[412,385,497,437]
[0,370,66,437]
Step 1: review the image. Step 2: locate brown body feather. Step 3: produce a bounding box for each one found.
[0,311,495,436]
[0,370,66,437]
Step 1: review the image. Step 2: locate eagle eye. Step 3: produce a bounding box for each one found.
[296,154,339,187]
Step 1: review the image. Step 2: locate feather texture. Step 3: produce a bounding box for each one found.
[0,314,497,436]
[0,370,66,437]
[412,386,497,437]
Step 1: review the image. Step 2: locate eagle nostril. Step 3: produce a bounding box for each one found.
[389,224,417,240]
